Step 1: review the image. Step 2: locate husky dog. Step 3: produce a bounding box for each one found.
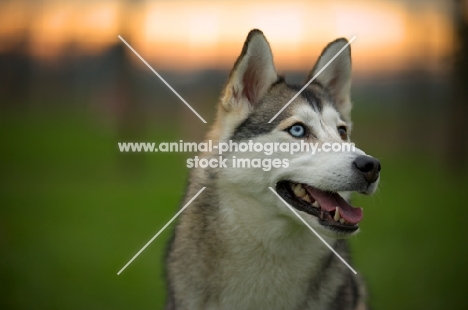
[165,29,380,310]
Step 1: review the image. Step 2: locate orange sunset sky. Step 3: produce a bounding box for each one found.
[0,0,455,74]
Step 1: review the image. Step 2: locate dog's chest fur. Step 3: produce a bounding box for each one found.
[167,187,360,310]
[213,193,327,309]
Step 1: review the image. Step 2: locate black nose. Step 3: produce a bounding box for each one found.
[353,155,381,183]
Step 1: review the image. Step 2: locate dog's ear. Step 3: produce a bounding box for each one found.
[307,39,352,123]
[221,29,278,113]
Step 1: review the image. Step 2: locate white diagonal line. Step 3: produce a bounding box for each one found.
[117,187,206,275]
[268,187,357,274]
[118,35,207,124]
[268,36,356,123]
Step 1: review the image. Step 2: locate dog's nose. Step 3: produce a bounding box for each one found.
[353,155,381,183]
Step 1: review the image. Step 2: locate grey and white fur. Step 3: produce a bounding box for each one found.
[165,29,380,310]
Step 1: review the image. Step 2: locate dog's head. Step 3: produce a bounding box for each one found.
[210,29,380,238]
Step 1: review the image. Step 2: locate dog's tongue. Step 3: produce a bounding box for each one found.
[304,187,363,224]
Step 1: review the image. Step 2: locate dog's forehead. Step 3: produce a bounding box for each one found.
[293,104,341,123]
[269,82,340,121]
[230,81,341,141]
[258,82,320,117]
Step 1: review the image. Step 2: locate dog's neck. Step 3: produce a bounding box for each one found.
[204,186,338,308]
[216,185,334,261]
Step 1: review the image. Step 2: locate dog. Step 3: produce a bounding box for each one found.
[165,29,380,310]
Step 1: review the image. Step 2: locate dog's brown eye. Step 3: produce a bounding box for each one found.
[338,126,348,140]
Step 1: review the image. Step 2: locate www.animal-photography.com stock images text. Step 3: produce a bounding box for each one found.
[1,1,468,309]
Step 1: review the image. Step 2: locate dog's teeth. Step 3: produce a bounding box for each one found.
[302,195,311,202]
[293,183,307,198]
[312,201,319,208]
[334,207,341,221]
[339,218,345,224]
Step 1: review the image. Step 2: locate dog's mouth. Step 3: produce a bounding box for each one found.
[276,181,363,233]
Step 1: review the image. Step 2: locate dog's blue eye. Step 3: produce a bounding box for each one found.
[289,124,305,137]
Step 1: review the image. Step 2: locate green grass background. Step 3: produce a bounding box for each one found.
[1,107,467,309]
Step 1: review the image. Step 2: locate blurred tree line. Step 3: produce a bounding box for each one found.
[448,0,468,171]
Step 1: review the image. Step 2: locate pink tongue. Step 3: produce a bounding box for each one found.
[304,187,363,224]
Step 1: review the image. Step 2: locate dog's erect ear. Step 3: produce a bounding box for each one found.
[221,29,278,113]
[307,39,352,123]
